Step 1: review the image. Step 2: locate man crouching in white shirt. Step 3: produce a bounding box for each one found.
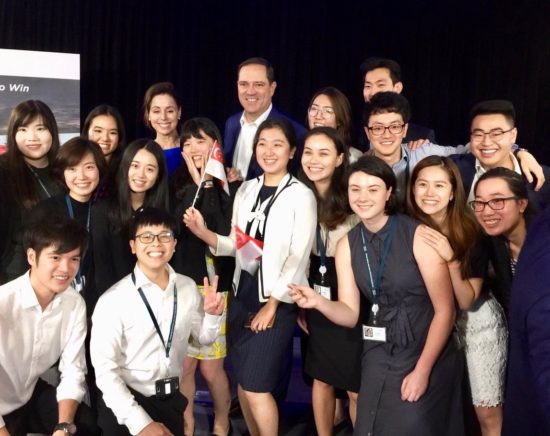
[91,207,224,436]
[0,213,98,436]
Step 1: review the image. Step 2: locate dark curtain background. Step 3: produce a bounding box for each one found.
[1,0,548,162]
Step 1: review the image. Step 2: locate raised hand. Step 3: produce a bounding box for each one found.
[183,207,206,236]
[203,275,224,316]
[226,166,243,183]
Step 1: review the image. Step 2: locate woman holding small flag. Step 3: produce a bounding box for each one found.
[170,117,237,436]
[184,118,316,436]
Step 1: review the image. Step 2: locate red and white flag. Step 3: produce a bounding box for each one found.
[204,140,229,195]
[235,224,263,275]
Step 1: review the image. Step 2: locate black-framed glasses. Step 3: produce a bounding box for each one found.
[367,124,405,136]
[134,231,174,244]
[470,127,514,143]
[308,105,335,117]
[469,196,518,212]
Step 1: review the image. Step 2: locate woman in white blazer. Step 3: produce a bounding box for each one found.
[184,117,316,436]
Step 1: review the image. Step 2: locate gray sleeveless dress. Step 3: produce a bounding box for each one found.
[349,214,464,436]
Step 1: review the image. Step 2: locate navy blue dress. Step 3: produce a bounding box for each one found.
[349,214,464,436]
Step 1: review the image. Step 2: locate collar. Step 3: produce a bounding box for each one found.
[365,145,407,169]
[132,263,177,292]
[361,214,395,243]
[475,152,521,177]
[20,271,62,311]
[239,104,273,127]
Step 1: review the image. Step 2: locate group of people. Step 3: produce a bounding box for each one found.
[0,55,549,436]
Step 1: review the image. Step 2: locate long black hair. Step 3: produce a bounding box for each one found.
[110,139,169,232]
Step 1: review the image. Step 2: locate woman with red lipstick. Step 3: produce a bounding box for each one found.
[143,81,183,176]
[0,100,63,284]
[91,139,169,295]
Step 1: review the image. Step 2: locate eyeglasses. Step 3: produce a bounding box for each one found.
[469,196,518,212]
[470,127,514,143]
[367,124,405,136]
[134,231,174,244]
[308,105,335,117]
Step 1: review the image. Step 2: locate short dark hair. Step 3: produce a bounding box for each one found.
[253,118,297,156]
[238,57,275,83]
[23,211,88,258]
[180,117,222,151]
[348,155,398,214]
[360,57,402,84]
[53,137,108,186]
[142,82,182,128]
[129,207,178,240]
[362,91,411,126]
[469,100,516,126]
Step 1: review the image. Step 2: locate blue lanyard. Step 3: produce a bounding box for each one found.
[316,225,327,278]
[131,272,178,359]
[359,216,397,307]
[65,195,91,283]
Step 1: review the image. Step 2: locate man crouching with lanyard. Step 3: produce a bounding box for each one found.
[91,207,224,436]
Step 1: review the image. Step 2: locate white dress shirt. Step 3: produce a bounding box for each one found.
[0,272,87,427]
[232,104,272,176]
[468,153,522,203]
[90,264,222,435]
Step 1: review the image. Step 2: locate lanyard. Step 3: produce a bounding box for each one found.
[26,164,53,198]
[65,195,91,284]
[131,272,178,358]
[316,225,327,277]
[360,216,397,319]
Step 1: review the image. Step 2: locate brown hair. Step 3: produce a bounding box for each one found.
[407,155,479,278]
[142,81,181,129]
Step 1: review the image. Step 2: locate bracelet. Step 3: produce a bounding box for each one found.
[54,422,77,435]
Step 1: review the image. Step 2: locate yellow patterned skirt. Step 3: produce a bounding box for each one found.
[187,287,228,360]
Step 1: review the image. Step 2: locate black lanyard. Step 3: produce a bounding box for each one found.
[65,195,91,284]
[26,164,53,198]
[360,216,397,318]
[316,225,327,279]
[131,272,178,358]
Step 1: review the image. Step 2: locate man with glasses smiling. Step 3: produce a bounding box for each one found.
[451,100,550,210]
[363,92,469,207]
[91,208,224,436]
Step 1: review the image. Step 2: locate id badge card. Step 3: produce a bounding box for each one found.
[155,376,179,399]
[362,324,387,342]
[313,283,331,300]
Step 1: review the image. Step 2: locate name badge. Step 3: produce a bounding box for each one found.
[155,376,179,400]
[363,324,387,342]
[314,283,331,300]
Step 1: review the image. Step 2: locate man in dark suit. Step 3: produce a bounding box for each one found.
[502,206,550,435]
[357,57,435,151]
[451,99,550,211]
[223,57,306,180]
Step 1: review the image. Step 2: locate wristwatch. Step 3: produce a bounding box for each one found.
[54,422,77,435]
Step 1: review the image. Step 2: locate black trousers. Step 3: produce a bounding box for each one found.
[3,379,100,436]
[96,386,187,436]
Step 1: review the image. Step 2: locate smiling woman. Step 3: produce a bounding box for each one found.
[91,139,169,296]
[0,100,64,284]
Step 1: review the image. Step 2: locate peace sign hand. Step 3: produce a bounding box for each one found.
[203,275,224,316]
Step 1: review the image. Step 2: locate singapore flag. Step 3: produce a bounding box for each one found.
[235,225,263,275]
[204,140,229,195]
